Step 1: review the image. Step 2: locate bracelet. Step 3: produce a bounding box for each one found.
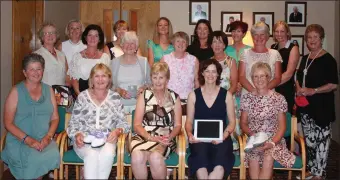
[268,141,276,147]
[22,134,29,143]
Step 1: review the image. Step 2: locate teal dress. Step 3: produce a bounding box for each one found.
[147,40,174,63]
[225,45,252,65]
[1,82,60,179]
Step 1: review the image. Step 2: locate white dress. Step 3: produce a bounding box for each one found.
[34,47,66,86]
[240,48,282,95]
[67,52,111,81]
[61,40,87,67]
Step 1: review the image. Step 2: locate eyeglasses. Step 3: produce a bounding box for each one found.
[43,31,57,36]
[252,74,268,80]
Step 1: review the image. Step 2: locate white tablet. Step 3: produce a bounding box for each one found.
[194,119,223,143]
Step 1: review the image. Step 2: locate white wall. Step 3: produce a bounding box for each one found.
[161,0,340,142]
[1,1,12,137]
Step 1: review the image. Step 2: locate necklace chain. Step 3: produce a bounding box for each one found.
[302,48,323,87]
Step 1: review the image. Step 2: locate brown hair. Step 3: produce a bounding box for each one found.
[113,20,129,34]
[88,63,113,89]
[171,31,189,46]
[38,22,60,45]
[153,17,173,44]
[273,21,292,42]
[198,59,222,85]
[304,24,325,41]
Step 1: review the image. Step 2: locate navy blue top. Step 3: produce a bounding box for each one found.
[194,87,227,130]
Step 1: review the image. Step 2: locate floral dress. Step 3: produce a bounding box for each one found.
[240,92,296,168]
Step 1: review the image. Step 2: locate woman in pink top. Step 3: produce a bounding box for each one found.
[161,31,199,114]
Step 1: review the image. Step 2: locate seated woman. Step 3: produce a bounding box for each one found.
[111,31,151,114]
[130,62,182,179]
[240,62,296,179]
[2,54,60,179]
[185,59,236,179]
[68,24,111,95]
[66,63,130,179]
[160,31,199,115]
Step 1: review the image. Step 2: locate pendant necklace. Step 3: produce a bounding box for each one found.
[302,48,323,87]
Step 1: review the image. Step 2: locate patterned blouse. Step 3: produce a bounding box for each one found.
[217,55,235,90]
[67,89,130,140]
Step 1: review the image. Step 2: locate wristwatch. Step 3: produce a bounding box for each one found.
[314,88,318,93]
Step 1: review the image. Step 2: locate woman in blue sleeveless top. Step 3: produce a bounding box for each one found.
[1,54,60,179]
[185,59,236,179]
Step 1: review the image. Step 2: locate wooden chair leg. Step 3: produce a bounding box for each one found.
[0,160,4,180]
[173,168,177,179]
[75,166,80,179]
[53,168,58,180]
[288,170,292,179]
[128,166,133,179]
[59,164,64,180]
[65,165,69,180]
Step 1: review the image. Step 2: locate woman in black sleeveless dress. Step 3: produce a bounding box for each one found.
[271,21,300,114]
[185,59,236,179]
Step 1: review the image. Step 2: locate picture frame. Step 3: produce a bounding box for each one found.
[221,11,243,36]
[291,35,305,56]
[253,12,275,37]
[285,2,307,27]
[189,0,211,25]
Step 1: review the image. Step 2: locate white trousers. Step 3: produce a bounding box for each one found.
[74,143,116,179]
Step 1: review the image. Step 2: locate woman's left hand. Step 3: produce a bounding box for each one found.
[40,135,52,150]
[106,129,120,143]
[212,130,231,145]
[137,86,147,97]
[300,88,316,96]
[256,142,274,151]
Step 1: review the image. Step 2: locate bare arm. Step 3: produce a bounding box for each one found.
[159,57,165,63]
[280,46,299,85]
[133,91,150,139]
[71,79,80,95]
[225,91,236,133]
[167,97,182,140]
[238,61,255,92]
[267,61,282,89]
[240,111,254,136]
[194,58,200,88]
[147,47,155,66]
[271,112,286,144]
[229,59,238,94]
[185,91,196,138]
[47,87,59,136]
[65,60,71,86]
[103,45,111,57]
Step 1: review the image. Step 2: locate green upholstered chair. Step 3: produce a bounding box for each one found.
[59,112,123,179]
[119,110,185,179]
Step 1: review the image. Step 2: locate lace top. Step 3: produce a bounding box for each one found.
[164,52,197,99]
[240,49,282,95]
[67,89,130,140]
[67,52,111,80]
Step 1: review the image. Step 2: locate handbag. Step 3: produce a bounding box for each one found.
[295,96,309,107]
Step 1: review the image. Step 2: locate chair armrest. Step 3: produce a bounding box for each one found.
[55,131,65,148]
[0,131,7,152]
[294,132,306,165]
[59,131,69,161]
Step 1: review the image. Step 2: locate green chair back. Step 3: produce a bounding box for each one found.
[284,113,292,138]
[56,106,66,134]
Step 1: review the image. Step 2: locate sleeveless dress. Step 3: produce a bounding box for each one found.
[106,42,124,59]
[188,88,235,176]
[271,42,295,114]
[130,89,178,158]
[147,40,174,63]
[1,82,60,179]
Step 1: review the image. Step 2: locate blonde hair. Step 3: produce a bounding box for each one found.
[88,63,113,89]
[153,17,173,44]
[250,62,272,82]
[273,21,292,42]
[151,62,170,80]
[120,31,139,48]
[251,21,270,37]
[65,19,84,38]
[171,31,189,46]
[38,22,59,45]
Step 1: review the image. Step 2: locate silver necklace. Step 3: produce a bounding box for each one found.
[302,48,323,87]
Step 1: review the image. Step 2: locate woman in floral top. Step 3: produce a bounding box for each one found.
[67,63,130,179]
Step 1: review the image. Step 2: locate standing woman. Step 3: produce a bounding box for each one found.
[57,19,87,67]
[34,22,69,86]
[295,24,338,179]
[187,19,214,62]
[238,22,282,96]
[147,17,174,66]
[104,20,128,59]
[185,59,236,179]
[271,21,300,114]
[160,31,200,115]
[2,54,60,179]
[68,24,111,95]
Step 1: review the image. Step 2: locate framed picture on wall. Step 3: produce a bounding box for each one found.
[189,0,211,25]
[221,12,243,35]
[285,2,307,27]
[291,35,305,56]
[253,12,274,37]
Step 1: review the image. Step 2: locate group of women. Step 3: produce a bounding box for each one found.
[1,15,338,180]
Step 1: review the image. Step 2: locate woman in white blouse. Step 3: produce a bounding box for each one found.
[111,31,151,114]
[57,19,87,67]
[238,22,282,96]
[34,22,69,86]
[67,63,130,179]
[68,24,111,95]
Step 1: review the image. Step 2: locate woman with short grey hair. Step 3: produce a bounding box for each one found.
[111,31,151,114]
[239,22,282,96]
